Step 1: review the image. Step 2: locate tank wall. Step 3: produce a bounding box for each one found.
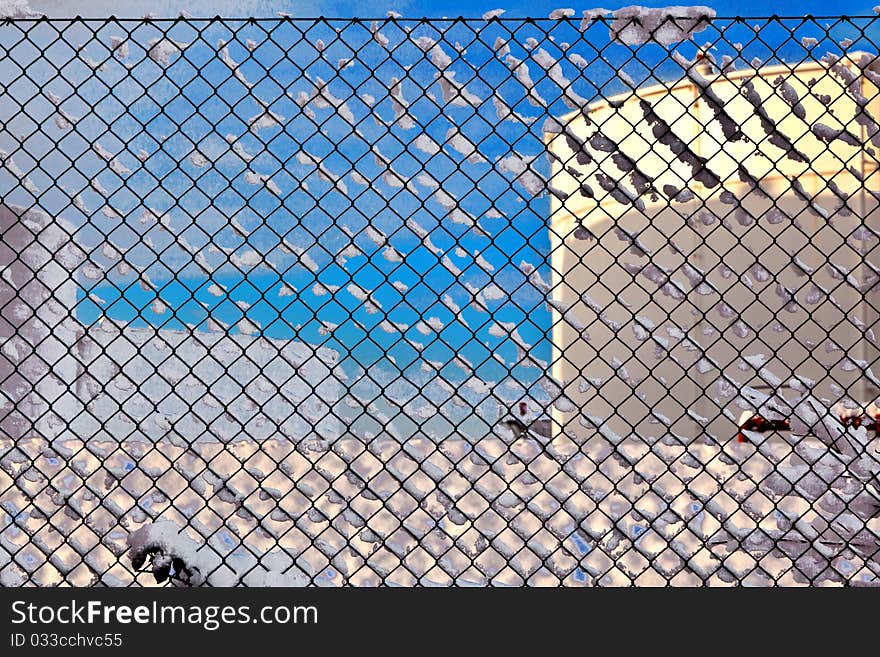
[547,62,880,447]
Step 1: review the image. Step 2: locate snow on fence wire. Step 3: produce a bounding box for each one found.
[1,10,880,587]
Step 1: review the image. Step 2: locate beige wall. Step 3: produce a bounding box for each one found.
[546,57,880,446]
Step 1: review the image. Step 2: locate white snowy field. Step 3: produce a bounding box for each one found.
[3,407,879,586]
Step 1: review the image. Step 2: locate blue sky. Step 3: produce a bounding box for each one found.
[3,10,571,420]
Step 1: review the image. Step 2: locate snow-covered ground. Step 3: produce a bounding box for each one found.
[3,387,877,586]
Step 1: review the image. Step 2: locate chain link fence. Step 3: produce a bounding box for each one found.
[1,11,880,586]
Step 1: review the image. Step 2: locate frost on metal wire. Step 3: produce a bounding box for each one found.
[0,8,879,586]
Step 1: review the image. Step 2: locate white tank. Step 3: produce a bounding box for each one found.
[546,54,880,445]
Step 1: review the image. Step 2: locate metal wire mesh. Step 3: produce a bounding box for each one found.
[1,12,880,586]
